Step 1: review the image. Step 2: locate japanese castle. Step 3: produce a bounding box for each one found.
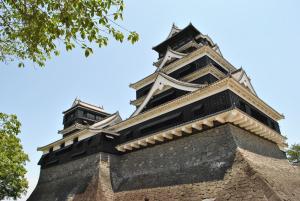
[29,24,299,201]
[37,23,285,158]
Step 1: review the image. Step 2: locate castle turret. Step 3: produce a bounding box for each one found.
[59,98,111,137]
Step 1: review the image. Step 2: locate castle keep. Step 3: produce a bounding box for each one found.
[28,24,300,201]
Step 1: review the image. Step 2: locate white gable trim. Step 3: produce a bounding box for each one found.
[131,73,205,117]
[156,48,187,71]
[232,69,257,95]
[166,23,181,39]
[90,112,122,129]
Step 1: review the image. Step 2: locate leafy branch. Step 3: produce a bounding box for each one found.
[0,0,139,67]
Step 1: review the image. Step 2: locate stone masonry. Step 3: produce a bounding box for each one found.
[28,124,300,201]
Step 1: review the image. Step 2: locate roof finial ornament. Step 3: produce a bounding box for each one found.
[72,96,81,106]
[172,22,179,29]
[166,23,181,39]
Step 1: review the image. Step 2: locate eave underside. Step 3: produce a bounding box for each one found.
[116,108,286,153]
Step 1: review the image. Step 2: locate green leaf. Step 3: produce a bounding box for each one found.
[85,49,90,57]
[84,47,93,57]
[0,0,138,68]
[128,32,139,44]
[18,62,24,68]
[54,50,60,56]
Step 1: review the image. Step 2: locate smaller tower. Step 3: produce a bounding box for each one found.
[59,98,111,137]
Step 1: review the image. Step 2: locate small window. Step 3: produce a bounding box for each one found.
[60,142,65,148]
[87,113,95,119]
[83,111,88,117]
[77,110,84,117]
[49,147,53,153]
[73,137,78,143]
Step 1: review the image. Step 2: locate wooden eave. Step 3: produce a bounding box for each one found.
[113,77,284,132]
[130,46,236,90]
[152,23,200,53]
[116,109,287,153]
[131,65,225,106]
[63,104,110,116]
[58,123,87,135]
[38,113,121,153]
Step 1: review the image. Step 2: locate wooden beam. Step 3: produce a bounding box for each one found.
[250,126,263,133]
[146,138,155,144]
[154,135,164,142]
[171,130,182,136]
[116,146,126,152]
[225,111,239,122]
[181,126,192,134]
[130,143,140,149]
[203,120,213,127]
[124,145,133,150]
[257,129,267,137]
[192,123,202,130]
[138,140,147,146]
[239,120,252,127]
[234,116,247,125]
[163,133,173,139]
[215,116,225,123]
[245,123,257,130]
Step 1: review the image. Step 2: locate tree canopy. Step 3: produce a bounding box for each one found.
[287,143,300,163]
[0,113,29,200]
[0,0,139,67]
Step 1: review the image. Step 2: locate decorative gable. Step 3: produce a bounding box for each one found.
[231,69,257,95]
[131,72,206,117]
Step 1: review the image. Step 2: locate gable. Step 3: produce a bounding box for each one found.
[232,69,257,95]
[131,73,205,117]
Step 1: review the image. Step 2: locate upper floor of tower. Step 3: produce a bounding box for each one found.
[152,23,222,61]
[61,98,111,137]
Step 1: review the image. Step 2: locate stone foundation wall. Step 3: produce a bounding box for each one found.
[28,153,109,201]
[112,151,269,201]
[28,124,300,201]
[109,124,285,192]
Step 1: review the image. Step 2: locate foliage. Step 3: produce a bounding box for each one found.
[286,143,300,163]
[0,0,139,67]
[0,113,29,200]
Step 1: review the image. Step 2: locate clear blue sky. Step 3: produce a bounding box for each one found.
[1,1,299,200]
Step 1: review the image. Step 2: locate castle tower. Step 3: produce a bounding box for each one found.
[29,24,300,201]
